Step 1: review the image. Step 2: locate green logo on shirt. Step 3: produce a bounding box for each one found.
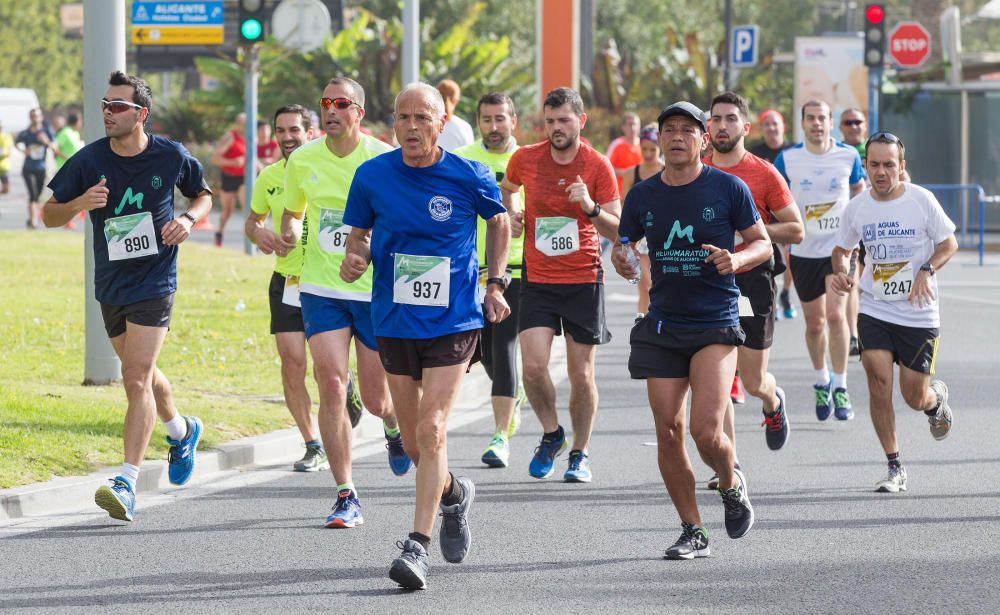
[151,176,162,189]
[115,187,144,215]
[664,220,694,250]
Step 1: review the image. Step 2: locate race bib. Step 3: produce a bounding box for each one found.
[737,295,754,317]
[393,254,450,307]
[318,208,350,254]
[804,202,840,236]
[104,212,157,261]
[535,216,579,257]
[282,275,301,307]
[872,262,913,301]
[477,268,489,303]
[28,144,46,161]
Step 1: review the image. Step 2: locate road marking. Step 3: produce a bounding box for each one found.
[947,293,1000,307]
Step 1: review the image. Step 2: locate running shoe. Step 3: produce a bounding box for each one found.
[508,385,525,438]
[875,465,907,493]
[814,380,833,421]
[481,432,510,468]
[166,416,202,486]
[385,432,412,476]
[663,522,710,560]
[439,476,475,563]
[389,539,429,590]
[928,380,952,440]
[706,462,741,491]
[94,476,135,522]
[325,489,364,528]
[528,428,567,479]
[346,369,364,428]
[833,387,853,420]
[563,450,592,483]
[761,387,790,450]
[719,467,754,539]
[780,290,797,319]
[214,231,223,247]
[849,336,861,356]
[293,442,328,472]
[731,375,745,405]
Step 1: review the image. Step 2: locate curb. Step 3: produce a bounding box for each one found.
[0,349,568,521]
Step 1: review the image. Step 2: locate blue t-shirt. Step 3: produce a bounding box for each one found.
[16,126,55,173]
[343,149,506,339]
[48,135,208,306]
[618,166,760,329]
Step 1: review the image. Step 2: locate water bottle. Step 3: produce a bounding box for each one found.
[620,237,641,285]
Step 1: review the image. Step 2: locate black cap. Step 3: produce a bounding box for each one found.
[656,101,707,132]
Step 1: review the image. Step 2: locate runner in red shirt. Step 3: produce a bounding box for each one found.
[606,112,642,195]
[501,87,620,484]
[210,112,247,246]
[703,92,804,481]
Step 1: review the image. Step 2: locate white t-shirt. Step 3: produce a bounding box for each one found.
[775,140,865,259]
[836,184,956,328]
[438,115,475,152]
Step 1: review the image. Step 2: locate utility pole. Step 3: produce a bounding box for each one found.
[402,0,419,84]
[243,45,259,256]
[82,0,125,385]
[722,0,733,91]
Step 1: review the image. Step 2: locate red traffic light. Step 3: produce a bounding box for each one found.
[865,4,885,24]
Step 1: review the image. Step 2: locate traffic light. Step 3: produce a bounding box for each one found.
[238,0,266,45]
[863,3,886,67]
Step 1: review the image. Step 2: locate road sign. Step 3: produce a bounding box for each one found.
[731,25,759,68]
[272,0,331,53]
[131,1,224,46]
[888,21,931,68]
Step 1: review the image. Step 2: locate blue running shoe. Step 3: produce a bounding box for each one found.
[814,380,833,421]
[783,305,798,320]
[166,416,202,486]
[834,387,854,420]
[563,450,592,483]
[94,476,135,522]
[325,489,364,528]
[528,428,567,479]
[385,432,412,476]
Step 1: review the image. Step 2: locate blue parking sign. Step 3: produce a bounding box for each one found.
[731,25,759,68]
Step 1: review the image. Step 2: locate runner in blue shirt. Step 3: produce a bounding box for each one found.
[613,101,771,561]
[42,71,212,523]
[341,83,510,591]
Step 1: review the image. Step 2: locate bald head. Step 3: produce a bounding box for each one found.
[395,83,446,118]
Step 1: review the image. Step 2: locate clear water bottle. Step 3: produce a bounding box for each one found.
[620,237,641,285]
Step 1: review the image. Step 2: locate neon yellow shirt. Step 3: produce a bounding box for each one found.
[54,127,84,169]
[0,132,12,175]
[283,134,392,299]
[453,139,524,278]
[250,159,304,276]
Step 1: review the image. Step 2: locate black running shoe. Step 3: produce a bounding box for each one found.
[761,387,790,451]
[664,522,710,560]
[849,336,860,356]
[389,539,429,590]
[719,467,755,539]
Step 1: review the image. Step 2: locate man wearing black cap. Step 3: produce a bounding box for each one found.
[613,101,772,560]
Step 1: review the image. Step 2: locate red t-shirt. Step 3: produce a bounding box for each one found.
[704,151,794,272]
[506,140,619,284]
[221,129,246,177]
[606,136,642,195]
[257,138,279,162]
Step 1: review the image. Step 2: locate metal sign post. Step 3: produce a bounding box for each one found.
[243,44,259,256]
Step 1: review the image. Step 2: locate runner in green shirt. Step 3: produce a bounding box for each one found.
[245,104,328,472]
[454,92,526,468]
[55,112,85,169]
[280,77,410,529]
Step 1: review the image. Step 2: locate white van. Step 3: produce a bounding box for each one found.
[0,88,42,134]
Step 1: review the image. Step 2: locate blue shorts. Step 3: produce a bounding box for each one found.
[300,293,377,350]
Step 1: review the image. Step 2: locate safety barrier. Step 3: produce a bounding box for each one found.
[920,184,990,266]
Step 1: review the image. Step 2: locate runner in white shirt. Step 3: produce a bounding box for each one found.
[831,132,957,494]
[774,100,865,423]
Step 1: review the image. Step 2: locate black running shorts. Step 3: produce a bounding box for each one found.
[100,293,175,339]
[628,316,745,379]
[858,313,940,374]
[518,281,611,345]
[735,263,776,351]
[377,330,481,381]
[789,255,833,303]
[268,271,305,334]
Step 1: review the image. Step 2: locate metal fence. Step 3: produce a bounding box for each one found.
[920,184,989,265]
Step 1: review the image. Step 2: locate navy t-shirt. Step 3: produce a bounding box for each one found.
[16,126,55,173]
[618,165,760,329]
[343,149,506,339]
[48,135,208,306]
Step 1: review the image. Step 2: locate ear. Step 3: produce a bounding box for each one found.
[579,112,588,129]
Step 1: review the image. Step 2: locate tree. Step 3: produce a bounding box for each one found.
[0,0,84,109]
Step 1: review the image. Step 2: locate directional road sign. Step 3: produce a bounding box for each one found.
[131,1,224,46]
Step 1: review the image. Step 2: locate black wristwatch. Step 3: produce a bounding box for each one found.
[920,262,936,276]
[587,204,602,218]
[486,277,507,291]
[180,211,198,224]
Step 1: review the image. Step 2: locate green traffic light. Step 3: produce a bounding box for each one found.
[241,18,263,40]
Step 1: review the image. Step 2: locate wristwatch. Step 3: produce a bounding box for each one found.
[486,277,507,292]
[587,204,602,218]
[920,262,936,276]
[180,211,198,224]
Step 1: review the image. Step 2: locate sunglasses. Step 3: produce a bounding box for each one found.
[842,119,865,127]
[319,97,359,110]
[865,131,904,151]
[100,99,144,114]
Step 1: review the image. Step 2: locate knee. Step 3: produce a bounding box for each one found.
[690,424,721,452]
[522,366,547,388]
[567,364,594,391]
[901,384,928,411]
[315,369,348,405]
[415,417,446,452]
[360,390,391,418]
[826,308,845,327]
[805,315,827,336]
[280,354,307,382]
[121,365,153,396]
[657,419,686,451]
[740,372,765,397]
[867,375,893,401]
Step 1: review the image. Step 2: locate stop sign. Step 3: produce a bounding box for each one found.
[889,22,931,68]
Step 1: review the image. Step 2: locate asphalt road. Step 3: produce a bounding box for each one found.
[2,248,998,613]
